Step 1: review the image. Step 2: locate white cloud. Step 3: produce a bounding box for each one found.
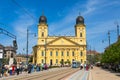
[83,0,99,15]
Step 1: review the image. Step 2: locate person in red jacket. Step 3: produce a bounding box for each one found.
[12,64,15,75]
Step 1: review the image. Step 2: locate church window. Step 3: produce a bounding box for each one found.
[41,51,44,56]
[42,32,44,37]
[50,51,52,56]
[61,51,64,56]
[80,51,83,56]
[67,51,69,56]
[72,51,74,56]
[80,33,82,37]
[56,51,58,56]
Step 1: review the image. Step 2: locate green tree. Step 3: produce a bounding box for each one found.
[101,37,120,64]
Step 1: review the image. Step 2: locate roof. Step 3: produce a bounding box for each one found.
[87,50,100,55]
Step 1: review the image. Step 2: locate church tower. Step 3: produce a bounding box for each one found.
[38,15,48,45]
[75,16,86,40]
[74,16,86,63]
[33,14,87,65]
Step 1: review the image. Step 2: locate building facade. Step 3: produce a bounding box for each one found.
[0,44,16,59]
[4,46,16,59]
[16,54,27,64]
[33,15,87,66]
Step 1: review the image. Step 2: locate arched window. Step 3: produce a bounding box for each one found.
[42,32,44,37]
[56,51,58,56]
[72,51,74,56]
[50,51,52,56]
[41,51,44,56]
[61,51,64,56]
[67,51,69,56]
[80,33,82,37]
[80,51,83,56]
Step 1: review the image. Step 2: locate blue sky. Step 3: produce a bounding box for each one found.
[0,0,120,54]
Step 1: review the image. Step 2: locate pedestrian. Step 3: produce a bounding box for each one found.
[34,64,36,72]
[19,64,23,74]
[12,64,15,75]
[80,64,83,70]
[86,65,89,71]
[40,63,43,71]
[91,64,93,69]
[16,63,20,75]
[9,66,12,75]
[84,64,86,69]
[44,63,48,70]
[36,64,40,72]
[1,65,5,77]
[28,63,32,74]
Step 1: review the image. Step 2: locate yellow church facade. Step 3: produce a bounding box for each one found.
[33,15,87,66]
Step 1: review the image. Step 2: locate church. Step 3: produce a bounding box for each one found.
[33,14,87,66]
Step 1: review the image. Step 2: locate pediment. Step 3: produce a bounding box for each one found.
[47,37,80,46]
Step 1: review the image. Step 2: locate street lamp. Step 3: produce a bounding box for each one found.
[44,38,47,64]
[26,28,29,65]
[26,27,36,65]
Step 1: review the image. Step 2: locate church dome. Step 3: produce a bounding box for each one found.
[39,15,47,23]
[76,16,84,24]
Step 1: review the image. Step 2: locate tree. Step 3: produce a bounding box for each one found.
[101,37,120,64]
[60,60,64,66]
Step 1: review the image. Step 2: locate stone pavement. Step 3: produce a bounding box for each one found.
[88,66,120,80]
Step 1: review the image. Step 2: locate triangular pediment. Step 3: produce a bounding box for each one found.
[47,37,80,46]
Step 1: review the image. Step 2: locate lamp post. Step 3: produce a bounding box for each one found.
[108,31,110,47]
[26,28,29,65]
[117,24,119,39]
[44,38,47,64]
[26,27,36,65]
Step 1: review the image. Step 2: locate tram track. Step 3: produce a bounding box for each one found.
[43,68,79,80]
[3,67,79,80]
